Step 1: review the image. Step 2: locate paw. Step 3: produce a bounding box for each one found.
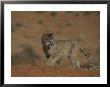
[46,60,54,67]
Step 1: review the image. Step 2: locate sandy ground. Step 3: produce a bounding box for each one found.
[12,65,100,77]
[11,11,100,77]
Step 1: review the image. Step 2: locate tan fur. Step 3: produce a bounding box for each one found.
[42,32,96,69]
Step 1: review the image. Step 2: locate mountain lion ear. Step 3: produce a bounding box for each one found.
[51,33,54,37]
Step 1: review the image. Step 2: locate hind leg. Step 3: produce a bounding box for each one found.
[68,56,80,69]
[68,46,80,69]
[68,56,76,69]
[75,59,80,69]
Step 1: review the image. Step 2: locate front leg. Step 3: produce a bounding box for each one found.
[46,54,60,67]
